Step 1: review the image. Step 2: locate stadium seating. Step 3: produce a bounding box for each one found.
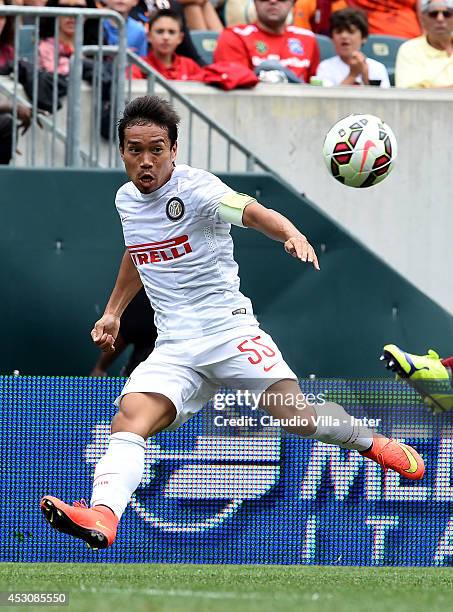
[315,33,335,63]
[190,30,219,65]
[361,35,407,86]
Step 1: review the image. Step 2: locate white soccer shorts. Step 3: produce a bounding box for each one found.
[115,324,297,431]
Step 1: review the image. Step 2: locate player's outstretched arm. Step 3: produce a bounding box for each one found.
[242,201,320,270]
[91,250,143,352]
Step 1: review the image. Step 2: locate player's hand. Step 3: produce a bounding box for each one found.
[91,313,120,353]
[284,235,320,270]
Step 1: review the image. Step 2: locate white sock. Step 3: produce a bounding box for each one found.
[90,431,146,519]
[310,403,373,452]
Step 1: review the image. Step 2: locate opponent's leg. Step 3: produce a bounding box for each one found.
[40,392,176,549]
[381,344,453,413]
[261,379,424,480]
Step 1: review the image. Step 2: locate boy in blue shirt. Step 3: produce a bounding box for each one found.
[103,0,148,56]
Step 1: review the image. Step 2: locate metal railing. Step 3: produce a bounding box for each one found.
[124,51,273,174]
[0,5,126,167]
[0,5,274,174]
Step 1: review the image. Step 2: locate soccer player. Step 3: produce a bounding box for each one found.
[40,96,425,549]
[381,344,453,413]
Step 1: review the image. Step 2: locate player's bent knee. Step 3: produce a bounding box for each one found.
[112,392,177,439]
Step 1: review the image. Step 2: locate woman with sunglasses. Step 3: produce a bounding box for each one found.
[395,0,452,88]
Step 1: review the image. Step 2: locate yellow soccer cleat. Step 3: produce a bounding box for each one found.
[381,344,453,413]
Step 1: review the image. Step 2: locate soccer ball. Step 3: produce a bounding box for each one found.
[322,114,398,188]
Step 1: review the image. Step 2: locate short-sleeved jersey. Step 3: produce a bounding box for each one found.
[214,23,320,82]
[115,165,258,340]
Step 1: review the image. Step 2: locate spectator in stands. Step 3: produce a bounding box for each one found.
[131,9,202,79]
[345,0,421,39]
[130,0,205,64]
[0,1,32,166]
[40,0,99,45]
[293,0,346,33]
[214,0,320,82]
[0,98,31,164]
[316,8,390,86]
[395,0,453,88]
[91,288,157,377]
[177,0,223,32]
[39,0,87,75]
[103,0,148,55]
[0,0,14,72]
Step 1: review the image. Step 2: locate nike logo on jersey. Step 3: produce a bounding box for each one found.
[128,235,193,266]
[263,362,279,372]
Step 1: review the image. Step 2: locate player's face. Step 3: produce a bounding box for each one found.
[120,123,177,194]
[332,25,364,60]
[254,0,292,30]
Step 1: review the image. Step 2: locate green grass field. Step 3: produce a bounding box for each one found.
[1,564,453,612]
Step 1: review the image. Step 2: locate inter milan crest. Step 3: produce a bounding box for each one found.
[166,197,185,221]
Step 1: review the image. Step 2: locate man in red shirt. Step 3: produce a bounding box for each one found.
[131,9,201,81]
[214,0,320,82]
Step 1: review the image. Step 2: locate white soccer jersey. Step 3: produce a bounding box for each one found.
[115,164,258,340]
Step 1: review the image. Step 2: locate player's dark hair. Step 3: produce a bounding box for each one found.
[329,8,368,39]
[118,95,180,149]
[149,8,184,31]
